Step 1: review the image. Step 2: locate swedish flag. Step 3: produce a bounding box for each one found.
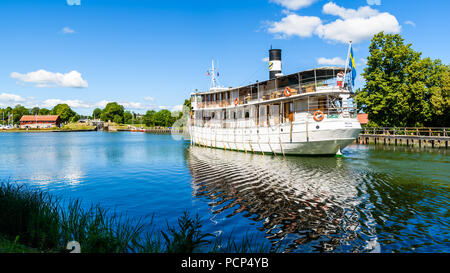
[349,46,357,86]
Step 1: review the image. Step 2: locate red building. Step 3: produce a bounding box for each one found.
[20,115,61,129]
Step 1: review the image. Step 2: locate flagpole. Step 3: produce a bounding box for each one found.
[342,41,352,89]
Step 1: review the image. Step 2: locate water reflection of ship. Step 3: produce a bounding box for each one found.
[187,146,373,253]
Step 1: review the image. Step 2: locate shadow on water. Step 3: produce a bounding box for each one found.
[186,145,450,253]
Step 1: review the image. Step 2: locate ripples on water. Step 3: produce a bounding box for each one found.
[187,145,450,253]
[0,132,448,253]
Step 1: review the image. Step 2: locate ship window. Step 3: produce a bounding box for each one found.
[211,112,215,119]
[245,111,250,119]
[233,111,236,120]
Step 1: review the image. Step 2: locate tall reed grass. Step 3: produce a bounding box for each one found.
[0,183,270,253]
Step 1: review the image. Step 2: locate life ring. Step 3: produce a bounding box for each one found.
[234,98,239,106]
[284,87,292,97]
[313,110,325,122]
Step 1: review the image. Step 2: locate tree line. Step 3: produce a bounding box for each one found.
[0,104,80,124]
[355,32,449,127]
[92,101,188,128]
[1,100,190,128]
[92,102,181,127]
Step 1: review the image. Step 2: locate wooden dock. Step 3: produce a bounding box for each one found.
[358,127,449,149]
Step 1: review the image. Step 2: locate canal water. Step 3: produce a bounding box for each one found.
[0,132,448,253]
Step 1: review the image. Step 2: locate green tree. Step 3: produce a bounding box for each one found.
[92,108,102,120]
[355,32,450,127]
[183,99,191,110]
[153,109,175,127]
[143,110,156,127]
[69,115,80,123]
[39,108,50,115]
[100,102,124,122]
[51,104,77,123]
[12,105,30,123]
[113,114,123,124]
[123,111,133,124]
[31,107,40,115]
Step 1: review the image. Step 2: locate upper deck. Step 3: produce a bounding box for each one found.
[191,67,353,110]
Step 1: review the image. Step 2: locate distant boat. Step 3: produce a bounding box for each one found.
[130,127,146,132]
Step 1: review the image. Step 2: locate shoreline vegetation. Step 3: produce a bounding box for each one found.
[1,100,191,133]
[0,183,269,253]
[0,122,183,133]
[0,123,97,133]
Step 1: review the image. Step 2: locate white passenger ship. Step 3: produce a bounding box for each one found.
[188,49,361,156]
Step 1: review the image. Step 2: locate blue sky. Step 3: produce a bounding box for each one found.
[0,0,449,115]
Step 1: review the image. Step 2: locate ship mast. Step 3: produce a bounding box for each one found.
[208,60,221,90]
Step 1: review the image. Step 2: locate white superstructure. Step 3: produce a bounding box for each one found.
[188,50,361,156]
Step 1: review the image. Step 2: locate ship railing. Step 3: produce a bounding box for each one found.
[361,127,450,137]
[194,75,352,109]
[303,100,357,118]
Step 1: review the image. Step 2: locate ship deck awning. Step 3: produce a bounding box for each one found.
[191,66,349,96]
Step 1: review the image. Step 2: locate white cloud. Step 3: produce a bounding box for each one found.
[157,105,183,112]
[367,0,381,5]
[262,57,270,62]
[94,100,161,111]
[95,100,110,108]
[316,12,401,43]
[0,92,26,103]
[67,0,81,6]
[317,57,346,66]
[144,96,155,102]
[62,27,75,34]
[171,105,183,112]
[404,21,416,27]
[322,2,379,19]
[11,70,88,88]
[268,1,401,44]
[42,99,90,109]
[268,14,322,38]
[270,0,318,10]
[118,101,147,110]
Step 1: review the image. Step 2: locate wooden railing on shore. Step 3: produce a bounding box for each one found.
[361,127,449,138]
[358,127,449,148]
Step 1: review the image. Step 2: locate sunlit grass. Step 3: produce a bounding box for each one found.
[59,123,96,131]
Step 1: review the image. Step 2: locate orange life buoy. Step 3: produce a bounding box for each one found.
[284,87,292,97]
[313,110,324,122]
[234,98,239,106]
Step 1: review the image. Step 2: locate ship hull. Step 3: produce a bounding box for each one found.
[189,118,361,156]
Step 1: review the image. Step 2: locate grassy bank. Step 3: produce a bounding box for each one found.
[59,123,96,131]
[0,183,269,253]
